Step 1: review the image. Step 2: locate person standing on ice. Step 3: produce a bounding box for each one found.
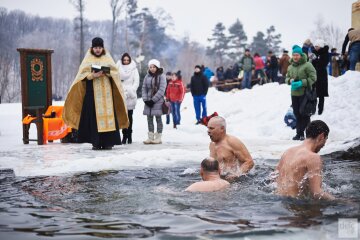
[63,37,128,150]
[285,45,317,141]
[275,120,334,200]
[142,59,166,144]
[190,65,209,124]
[185,158,230,192]
[116,53,140,144]
[207,116,254,181]
[311,39,329,115]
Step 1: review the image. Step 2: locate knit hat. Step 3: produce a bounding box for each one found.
[195,65,202,70]
[92,37,104,48]
[314,39,325,48]
[292,45,303,55]
[148,59,160,68]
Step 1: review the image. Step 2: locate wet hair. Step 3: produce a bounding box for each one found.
[121,52,131,64]
[305,120,330,139]
[201,158,219,172]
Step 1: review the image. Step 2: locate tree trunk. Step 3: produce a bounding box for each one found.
[79,0,84,64]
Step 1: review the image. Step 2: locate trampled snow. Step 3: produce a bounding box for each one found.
[0,71,359,177]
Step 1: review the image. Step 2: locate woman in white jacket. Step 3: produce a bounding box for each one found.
[116,53,140,144]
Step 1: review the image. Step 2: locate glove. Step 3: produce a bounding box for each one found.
[309,53,316,61]
[291,80,303,90]
[145,100,155,108]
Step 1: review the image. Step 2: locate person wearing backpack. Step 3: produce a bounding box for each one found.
[285,45,317,141]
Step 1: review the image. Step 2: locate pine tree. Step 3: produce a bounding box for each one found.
[207,22,230,66]
[250,31,267,56]
[265,25,282,55]
[228,19,247,61]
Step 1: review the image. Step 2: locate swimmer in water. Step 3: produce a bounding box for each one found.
[275,120,334,200]
[185,157,230,192]
[207,116,254,181]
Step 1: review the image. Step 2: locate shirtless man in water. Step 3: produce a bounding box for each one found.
[185,158,230,192]
[208,116,254,181]
[276,120,334,200]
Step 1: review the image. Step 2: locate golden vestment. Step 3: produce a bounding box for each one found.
[63,49,129,132]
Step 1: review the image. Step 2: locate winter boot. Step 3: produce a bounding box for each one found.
[143,132,154,144]
[122,129,128,144]
[292,133,305,141]
[127,130,132,144]
[92,145,101,150]
[151,132,162,144]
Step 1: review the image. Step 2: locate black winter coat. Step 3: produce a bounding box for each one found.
[312,46,330,97]
[190,72,209,96]
[267,55,278,69]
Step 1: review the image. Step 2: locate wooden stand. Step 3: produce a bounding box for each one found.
[17,48,54,145]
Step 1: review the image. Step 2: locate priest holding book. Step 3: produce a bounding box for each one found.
[63,37,129,150]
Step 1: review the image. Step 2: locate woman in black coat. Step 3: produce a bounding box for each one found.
[311,39,329,115]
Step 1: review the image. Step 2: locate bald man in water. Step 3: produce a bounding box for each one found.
[208,116,254,181]
[276,120,334,200]
[185,158,230,192]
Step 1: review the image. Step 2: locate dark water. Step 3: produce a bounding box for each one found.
[0,157,359,239]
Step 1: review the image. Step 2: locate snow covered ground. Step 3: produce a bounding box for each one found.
[0,71,359,177]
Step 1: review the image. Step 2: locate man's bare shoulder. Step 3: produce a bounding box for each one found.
[185,180,230,192]
[305,152,322,168]
[226,135,244,147]
[185,182,203,192]
[282,146,321,166]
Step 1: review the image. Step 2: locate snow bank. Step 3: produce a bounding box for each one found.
[0,71,359,176]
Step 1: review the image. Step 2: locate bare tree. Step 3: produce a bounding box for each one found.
[176,37,210,85]
[0,54,12,102]
[71,0,86,64]
[110,0,126,54]
[310,15,345,50]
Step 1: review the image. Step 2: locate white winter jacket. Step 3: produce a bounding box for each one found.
[116,60,140,110]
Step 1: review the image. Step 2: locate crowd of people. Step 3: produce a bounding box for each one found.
[210,28,360,94]
[61,28,360,198]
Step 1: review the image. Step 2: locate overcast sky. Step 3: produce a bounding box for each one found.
[0,0,355,51]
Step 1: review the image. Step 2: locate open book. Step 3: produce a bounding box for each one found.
[91,64,110,74]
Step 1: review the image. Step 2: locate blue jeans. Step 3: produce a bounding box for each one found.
[349,42,360,71]
[170,101,181,125]
[193,95,207,121]
[242,70,252,89]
